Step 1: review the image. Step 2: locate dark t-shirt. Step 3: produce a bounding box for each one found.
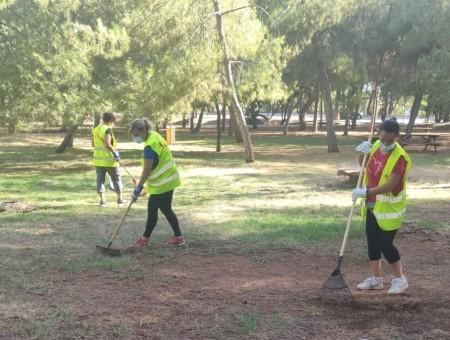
[104,128,115,146]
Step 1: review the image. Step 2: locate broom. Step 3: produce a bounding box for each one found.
[320,65,382,305]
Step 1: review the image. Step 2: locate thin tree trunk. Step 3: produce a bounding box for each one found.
[334,90,341,120]
[228,105,234,136]
[221,102,226,130]
[190,110,195,133]
[215,100,222,152]
[299,94,314,131]
[312,82,320,132]
[182,113,186,128]
[405,93,423,135]
[366,91,374,116]
[351,103,358,130]
[55,124,78,153]
[289,95,315,134]
[229,104,243,142]
[313,33,339,152]
[319,95,323,127]
[343,114,349,136]
[213,0,254,162]
[194,108,204,133]
[312,96,319,133]
[282,99,294,135]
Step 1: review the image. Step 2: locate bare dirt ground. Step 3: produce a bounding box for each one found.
[4,224,449,339]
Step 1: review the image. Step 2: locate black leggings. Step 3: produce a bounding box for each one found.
[366,208,400,263]
[143,190,181,238]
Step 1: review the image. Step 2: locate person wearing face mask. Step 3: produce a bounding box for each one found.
[352,118,412,295]
[92,112,125,207]
[128,117,185,247]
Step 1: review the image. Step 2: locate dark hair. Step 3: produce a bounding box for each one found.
[380,118,399,135]
[129,117,153,134]
[103,112,116,123]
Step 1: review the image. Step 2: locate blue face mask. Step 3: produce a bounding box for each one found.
[380,142,396,152]
[133,136,144,144]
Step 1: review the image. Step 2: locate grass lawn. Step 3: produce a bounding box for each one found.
[0,128,449,338]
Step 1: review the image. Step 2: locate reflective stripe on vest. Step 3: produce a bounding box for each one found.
[149,159,176,180]
[375,208,407,220]
[362,141,411,231]
[143,131,180,194]
[148,173,180,187]
[376,192,405,203]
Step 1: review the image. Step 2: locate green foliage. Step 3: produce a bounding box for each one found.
[2,0,450,133]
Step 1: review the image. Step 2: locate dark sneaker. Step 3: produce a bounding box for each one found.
[166,236,186,246]
[117,199,127,206]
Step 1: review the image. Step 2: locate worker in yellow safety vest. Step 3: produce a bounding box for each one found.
[129,117,185,247]
[352,118,412,295]
[92,112,125,207]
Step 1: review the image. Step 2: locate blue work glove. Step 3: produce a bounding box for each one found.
[131,185,144,201]
[355,141,372,154]
[352,187,367,201]
[111,150,120,161]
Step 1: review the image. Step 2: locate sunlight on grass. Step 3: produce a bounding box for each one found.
[0,130,449,277]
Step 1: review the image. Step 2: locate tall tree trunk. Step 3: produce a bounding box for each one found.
[182,113,186,128]
[312,82,320,132]
[213,0,254,162]
[405,93,423,135]
[313,33,339,152]
[319,95,323,127]
[190,110,195,133]
[281,104,288,125]
[229,104,243,142]
[366,90,375,116]
[215,100,222,152]
[194,108,204,133]
[312,97,319,132]
[299,95,316,131]
[334,90,341,120]
[282,99,294,135]
[55,124,78,153]
[351,103,358,130]
[343,114,349,136]
[221,102,226,130]
[288,95,315,134]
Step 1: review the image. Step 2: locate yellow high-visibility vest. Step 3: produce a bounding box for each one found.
[362,140,412,230]
[143,131,180,195]
[92,124,118,167]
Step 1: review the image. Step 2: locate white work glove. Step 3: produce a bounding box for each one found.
[355,141,372,154]
[352,187,367,201]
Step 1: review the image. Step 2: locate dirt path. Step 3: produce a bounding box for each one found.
[4,225,450,340]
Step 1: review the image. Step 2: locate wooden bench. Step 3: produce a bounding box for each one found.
[337,168,361,186]
[400,139,442,151]
[424,142,442,151]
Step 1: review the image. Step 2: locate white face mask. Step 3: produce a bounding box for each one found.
[380,142,396,152]
[133,136,144,144]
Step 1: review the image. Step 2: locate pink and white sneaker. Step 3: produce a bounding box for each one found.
[135,236,150,247]
[166,236,186,246]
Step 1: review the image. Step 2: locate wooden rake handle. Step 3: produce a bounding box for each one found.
[338,62,383,257]
[118,160,137,181]
[108,199,134,246]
